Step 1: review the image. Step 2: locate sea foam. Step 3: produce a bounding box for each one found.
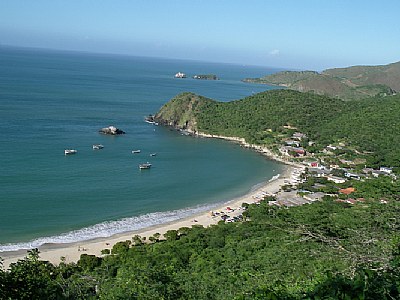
[0,204,218,252]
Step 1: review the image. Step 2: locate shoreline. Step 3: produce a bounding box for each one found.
[1,135,300,270]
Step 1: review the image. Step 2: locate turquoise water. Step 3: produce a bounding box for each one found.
[0,46,283,251]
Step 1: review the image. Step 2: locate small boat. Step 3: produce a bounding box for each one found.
[92,144,104,150]
[132,150,141,154]
[150,153,157,157]
[64,149,77,155]
[139,162,152,169]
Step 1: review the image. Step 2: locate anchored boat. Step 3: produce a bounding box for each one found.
[64,149,77,155]
[92,144,104,150]
[139,162,152,169]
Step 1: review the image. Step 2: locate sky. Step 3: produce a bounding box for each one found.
[0,0,399,70]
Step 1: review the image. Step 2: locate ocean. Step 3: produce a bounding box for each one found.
[0,46,283,251]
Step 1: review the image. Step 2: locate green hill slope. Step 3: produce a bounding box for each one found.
[324,61,400,91]
[155,89,400,167]
[243,62,399,100]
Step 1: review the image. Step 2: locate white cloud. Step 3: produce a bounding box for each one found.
[269,49,280,56]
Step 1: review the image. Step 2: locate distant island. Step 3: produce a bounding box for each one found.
[174,72,219,80]
[243,61,400,100]
[193,74,219,80]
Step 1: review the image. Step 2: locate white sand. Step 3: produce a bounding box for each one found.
[1,164,293,270]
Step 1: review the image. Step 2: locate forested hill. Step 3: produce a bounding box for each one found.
[243,61,400,100]
[155,89,400,168]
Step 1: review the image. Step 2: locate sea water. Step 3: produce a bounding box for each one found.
[0,46,283,251]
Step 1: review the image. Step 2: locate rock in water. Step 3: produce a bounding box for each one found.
[99,126,125,135]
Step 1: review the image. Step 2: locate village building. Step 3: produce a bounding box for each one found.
[327,175,346,184]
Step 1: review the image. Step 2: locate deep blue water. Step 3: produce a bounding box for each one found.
[0,46,283,251]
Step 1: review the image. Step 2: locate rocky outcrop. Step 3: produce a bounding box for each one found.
[99,126,125,135]
[154,92,213,132]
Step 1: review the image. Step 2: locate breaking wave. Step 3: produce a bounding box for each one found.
[0,204,219,252]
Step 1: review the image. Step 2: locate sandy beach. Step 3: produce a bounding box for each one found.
[1,135,301,270]
[1,166,295,270]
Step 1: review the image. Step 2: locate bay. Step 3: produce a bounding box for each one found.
[0,46,283,250]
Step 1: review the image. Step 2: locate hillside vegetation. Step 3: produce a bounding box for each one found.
[1,178,399,299]
[243,62,400,100]
[155,90,400,168]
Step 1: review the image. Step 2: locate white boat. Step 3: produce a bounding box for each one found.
[174,72,187,78]
[150,153,157,157]
[132,150,141,154]
[92,144,104,150]
[64,149,77,155]
[139,162,152,169]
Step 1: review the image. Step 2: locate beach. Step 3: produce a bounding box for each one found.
[1,161,294,270]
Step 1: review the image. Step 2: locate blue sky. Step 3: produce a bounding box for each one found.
[0,0,399,70]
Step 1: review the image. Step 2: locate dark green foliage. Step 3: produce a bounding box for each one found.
[3,249,63,299]
[3,194,400,299]
[111,240,131,255]
[78,254,102,271]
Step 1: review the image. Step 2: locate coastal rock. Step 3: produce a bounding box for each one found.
[99,125,125,135]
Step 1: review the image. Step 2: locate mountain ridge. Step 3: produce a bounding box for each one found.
[243,61,399,100]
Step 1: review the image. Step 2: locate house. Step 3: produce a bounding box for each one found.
[327,175,346,184]
[345,172,362,180]
[280,146,306,157]
[309,168,330,177]
[371,170,388,177]
[339,187,356,195]
[305,161,319,168]
[380,167,393,174]
[285,140,300,147]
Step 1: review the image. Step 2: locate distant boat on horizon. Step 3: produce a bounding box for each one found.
[132,150,141,154]
[150,153,157,157]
